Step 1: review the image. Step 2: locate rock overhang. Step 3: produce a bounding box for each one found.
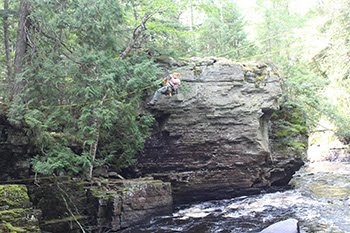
[138,57,302,204]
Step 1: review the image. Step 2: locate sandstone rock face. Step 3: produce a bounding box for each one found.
[29,177,172,232]
[86,179,172,231]
[138,57,304,203]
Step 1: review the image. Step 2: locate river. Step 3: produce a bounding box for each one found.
[122,161,350,233]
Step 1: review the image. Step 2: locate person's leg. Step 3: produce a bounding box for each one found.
[148,86,168,105]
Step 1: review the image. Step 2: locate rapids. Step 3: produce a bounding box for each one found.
[122,161,350,233]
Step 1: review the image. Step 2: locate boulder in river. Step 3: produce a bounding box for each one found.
[260,218,299,233]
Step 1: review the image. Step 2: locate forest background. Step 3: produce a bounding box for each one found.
[0,0,349,179]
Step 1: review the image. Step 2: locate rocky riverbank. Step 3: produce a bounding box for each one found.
[0,57,306,232]
[0,178,172,232]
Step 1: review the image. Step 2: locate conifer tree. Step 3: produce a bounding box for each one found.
[197,0,252,58]
[7,0,158,178]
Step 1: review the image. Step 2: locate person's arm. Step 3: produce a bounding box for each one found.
[161,77,169,86]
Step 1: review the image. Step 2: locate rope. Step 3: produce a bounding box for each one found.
[0,175,71,184]
[1,44,298,109]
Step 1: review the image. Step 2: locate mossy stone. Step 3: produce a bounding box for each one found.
[0,185,31,208]
[0,185,40,233]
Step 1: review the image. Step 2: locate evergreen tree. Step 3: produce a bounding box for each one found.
[253,0,331,149]
[121,0,194,58]
[0,0,19,101]
[196,0,253,58]
[8,0,158,177]
[306,0,350,140]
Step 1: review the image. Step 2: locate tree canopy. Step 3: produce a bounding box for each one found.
[1,0,350,177]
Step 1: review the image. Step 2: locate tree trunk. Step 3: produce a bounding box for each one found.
[119,13,151,60]
[88,93,107,179]
[88,121,101,179]
[3,0,13,99]
[13,0,30,96]
[7,0,30,127]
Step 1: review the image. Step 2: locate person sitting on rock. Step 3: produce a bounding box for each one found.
[147,72,181,106]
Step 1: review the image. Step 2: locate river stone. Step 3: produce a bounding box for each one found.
[260,218,299,233]
[139,57,304,203]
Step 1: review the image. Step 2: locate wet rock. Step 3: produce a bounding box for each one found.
[140,58,304,203]
[260,218,299,233]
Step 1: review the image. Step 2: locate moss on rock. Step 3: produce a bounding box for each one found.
[0,185,40,233]
[1,222,27,232]
[0,185,31,208]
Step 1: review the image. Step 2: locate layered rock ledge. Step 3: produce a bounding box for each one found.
[138,57,304,203]
[27,177,172,232]
[86,179,173,231]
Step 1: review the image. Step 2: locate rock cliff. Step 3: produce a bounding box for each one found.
[138,57,304,203]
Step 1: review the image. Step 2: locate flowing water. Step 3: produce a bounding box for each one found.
[124,162,350,233]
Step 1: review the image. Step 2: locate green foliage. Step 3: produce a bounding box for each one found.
[254,0,350,143]
[271,103,308,156]
[4,0,350,176]
[307,0,350,141]
[281,63,329,125]
[31,147,90,175]
[0,9,17,18]
[255,0,307,53]
[9,0,158,177]
[196,0,254,58]
[123,0,194,58]
[145,17,193,58]
[97,102,155,172]
[279,60,350,142]
[0,0,20,102]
